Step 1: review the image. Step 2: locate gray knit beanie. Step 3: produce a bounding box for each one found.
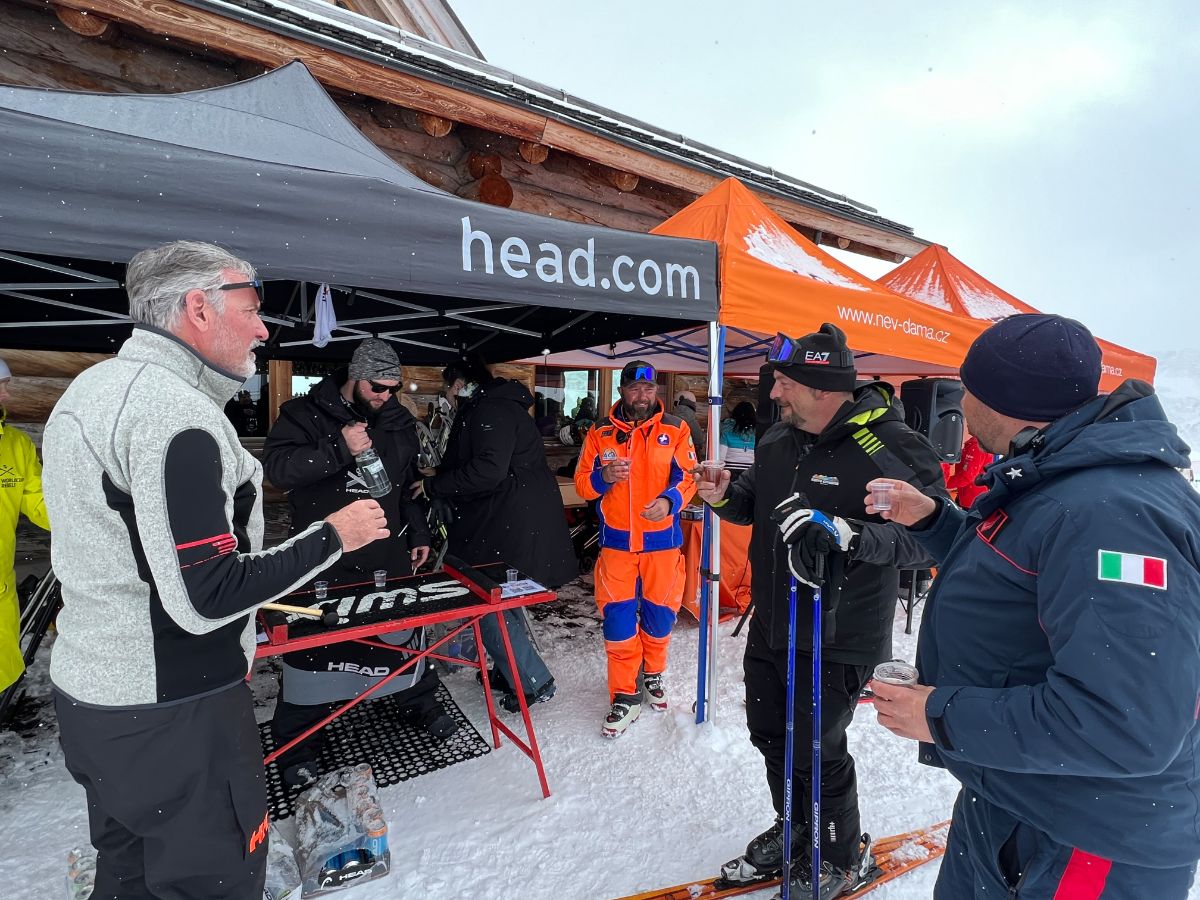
[348,338,401,381]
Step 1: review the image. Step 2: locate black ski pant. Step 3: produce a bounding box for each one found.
[271,665,443,771]
[54,683,269,900]
[743,613,870,871]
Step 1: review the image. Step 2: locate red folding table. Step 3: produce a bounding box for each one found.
[255,558,556,798]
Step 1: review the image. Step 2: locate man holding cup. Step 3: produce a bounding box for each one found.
[575,360,697,737]
[694,324,944,899]
[869,314,1200,899]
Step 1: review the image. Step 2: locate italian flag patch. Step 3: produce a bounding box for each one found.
[1097,550,1167,589]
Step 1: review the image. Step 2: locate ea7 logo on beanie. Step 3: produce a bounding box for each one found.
[804,351,831,365]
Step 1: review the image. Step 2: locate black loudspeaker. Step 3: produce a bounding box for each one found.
[900,378,964,463]
[756,363,779,441]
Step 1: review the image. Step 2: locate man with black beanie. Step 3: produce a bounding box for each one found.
[695,323,945,899]
[872,314,1200,899]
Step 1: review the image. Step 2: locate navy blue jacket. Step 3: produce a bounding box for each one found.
[914,381,1200,867]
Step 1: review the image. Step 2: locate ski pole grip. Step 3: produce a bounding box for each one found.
[813,552,826,582]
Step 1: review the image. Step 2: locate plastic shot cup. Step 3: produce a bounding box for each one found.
[313,580,329,601]
[373,569,387,589]
[870,481,894,511]
[506,568,519,583]
[873,659,920,688]
[699,459,726,485]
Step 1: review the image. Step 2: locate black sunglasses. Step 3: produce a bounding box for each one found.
[218,279,264,299]
[366,380,403,395]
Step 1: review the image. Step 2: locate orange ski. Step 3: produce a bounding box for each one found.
[613,820,950,900]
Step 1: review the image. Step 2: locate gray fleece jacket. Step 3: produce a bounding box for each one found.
[43,327,342,707]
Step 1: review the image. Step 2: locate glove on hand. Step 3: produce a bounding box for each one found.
[428,497,455,532]
[771,494,855,551]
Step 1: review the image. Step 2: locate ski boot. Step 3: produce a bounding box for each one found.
[600,693,642,738]
[775,834,879,900]
[717,816,808,889]
[642,672,669,711]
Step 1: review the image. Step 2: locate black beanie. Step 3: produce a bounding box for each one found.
[771,323,857,392]
[959,313,1101,421]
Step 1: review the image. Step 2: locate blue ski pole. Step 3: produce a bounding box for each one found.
[811,556,824,900]
[782,573,798,900]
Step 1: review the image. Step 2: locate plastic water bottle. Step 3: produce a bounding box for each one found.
[356,448,391,498]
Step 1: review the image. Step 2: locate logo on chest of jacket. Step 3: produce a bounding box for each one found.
[345,470,371,494]
[810,474,839,486]
[602,449,617,462]
[657,434,670,445]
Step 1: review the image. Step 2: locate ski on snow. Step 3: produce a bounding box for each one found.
[613,820,951,900]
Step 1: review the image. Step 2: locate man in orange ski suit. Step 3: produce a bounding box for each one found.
[575,361,696,736]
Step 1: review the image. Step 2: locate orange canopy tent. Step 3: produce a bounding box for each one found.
[650,178,986,374]
[877,244,1156,390]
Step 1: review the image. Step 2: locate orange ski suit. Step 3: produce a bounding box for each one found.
[575,401,697,700]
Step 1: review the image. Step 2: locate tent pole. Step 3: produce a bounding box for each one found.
[707,323,725,720]
[696,321,725,725]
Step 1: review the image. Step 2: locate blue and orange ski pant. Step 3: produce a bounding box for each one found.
[594,546,685,701]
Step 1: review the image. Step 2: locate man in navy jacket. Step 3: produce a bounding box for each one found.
[872,314,1200,899]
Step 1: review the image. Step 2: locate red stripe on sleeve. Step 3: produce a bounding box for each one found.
[1052,849,1112,900]
[175,533,235,551]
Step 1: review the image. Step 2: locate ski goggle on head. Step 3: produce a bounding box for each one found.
[767,332,854,367]
[767,332,803,366]
[620,363,656,387]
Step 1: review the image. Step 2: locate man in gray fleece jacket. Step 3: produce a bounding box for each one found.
[42,241,388,900]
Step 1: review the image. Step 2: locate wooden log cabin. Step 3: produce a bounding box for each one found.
[0,0,926,465]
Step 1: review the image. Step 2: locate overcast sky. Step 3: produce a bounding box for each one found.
[451,1,1198,356]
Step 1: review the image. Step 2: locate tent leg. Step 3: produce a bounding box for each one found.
[697,322,726,725]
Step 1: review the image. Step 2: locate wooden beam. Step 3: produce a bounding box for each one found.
[455,174,513,207]
[508,183,661,232]
[458,126,552,167]
[456,150,503,182]
[0,348,111,377]
[51,0,547,139]
[268,359,293,427]
[53,5,117,39]
[399,108,454,138]
[600,166,639,193]
[518,141,549,165]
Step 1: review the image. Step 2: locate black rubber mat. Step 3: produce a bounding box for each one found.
[260,684,490,820]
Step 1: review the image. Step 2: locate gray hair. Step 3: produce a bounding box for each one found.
[125,241,256,331]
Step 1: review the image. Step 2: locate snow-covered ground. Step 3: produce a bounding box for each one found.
[3,578,1198,899]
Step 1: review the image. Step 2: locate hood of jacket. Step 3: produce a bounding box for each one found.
[976,379,1189,514]
[476,376,534,409]
[307,368,417,431]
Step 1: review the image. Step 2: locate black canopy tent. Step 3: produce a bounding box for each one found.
[0,62,718,362]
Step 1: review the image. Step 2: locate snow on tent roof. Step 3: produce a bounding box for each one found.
[878,245,1156,389]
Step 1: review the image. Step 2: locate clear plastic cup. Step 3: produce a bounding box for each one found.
[314,580,329,601]
[870,481,894,511]
[873,659,919,687]
[373,569,387,588]
[506,568,519,583]
[699,460,726,485]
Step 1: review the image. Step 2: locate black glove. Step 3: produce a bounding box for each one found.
[787,525,840,588]
[428,498,455,532]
